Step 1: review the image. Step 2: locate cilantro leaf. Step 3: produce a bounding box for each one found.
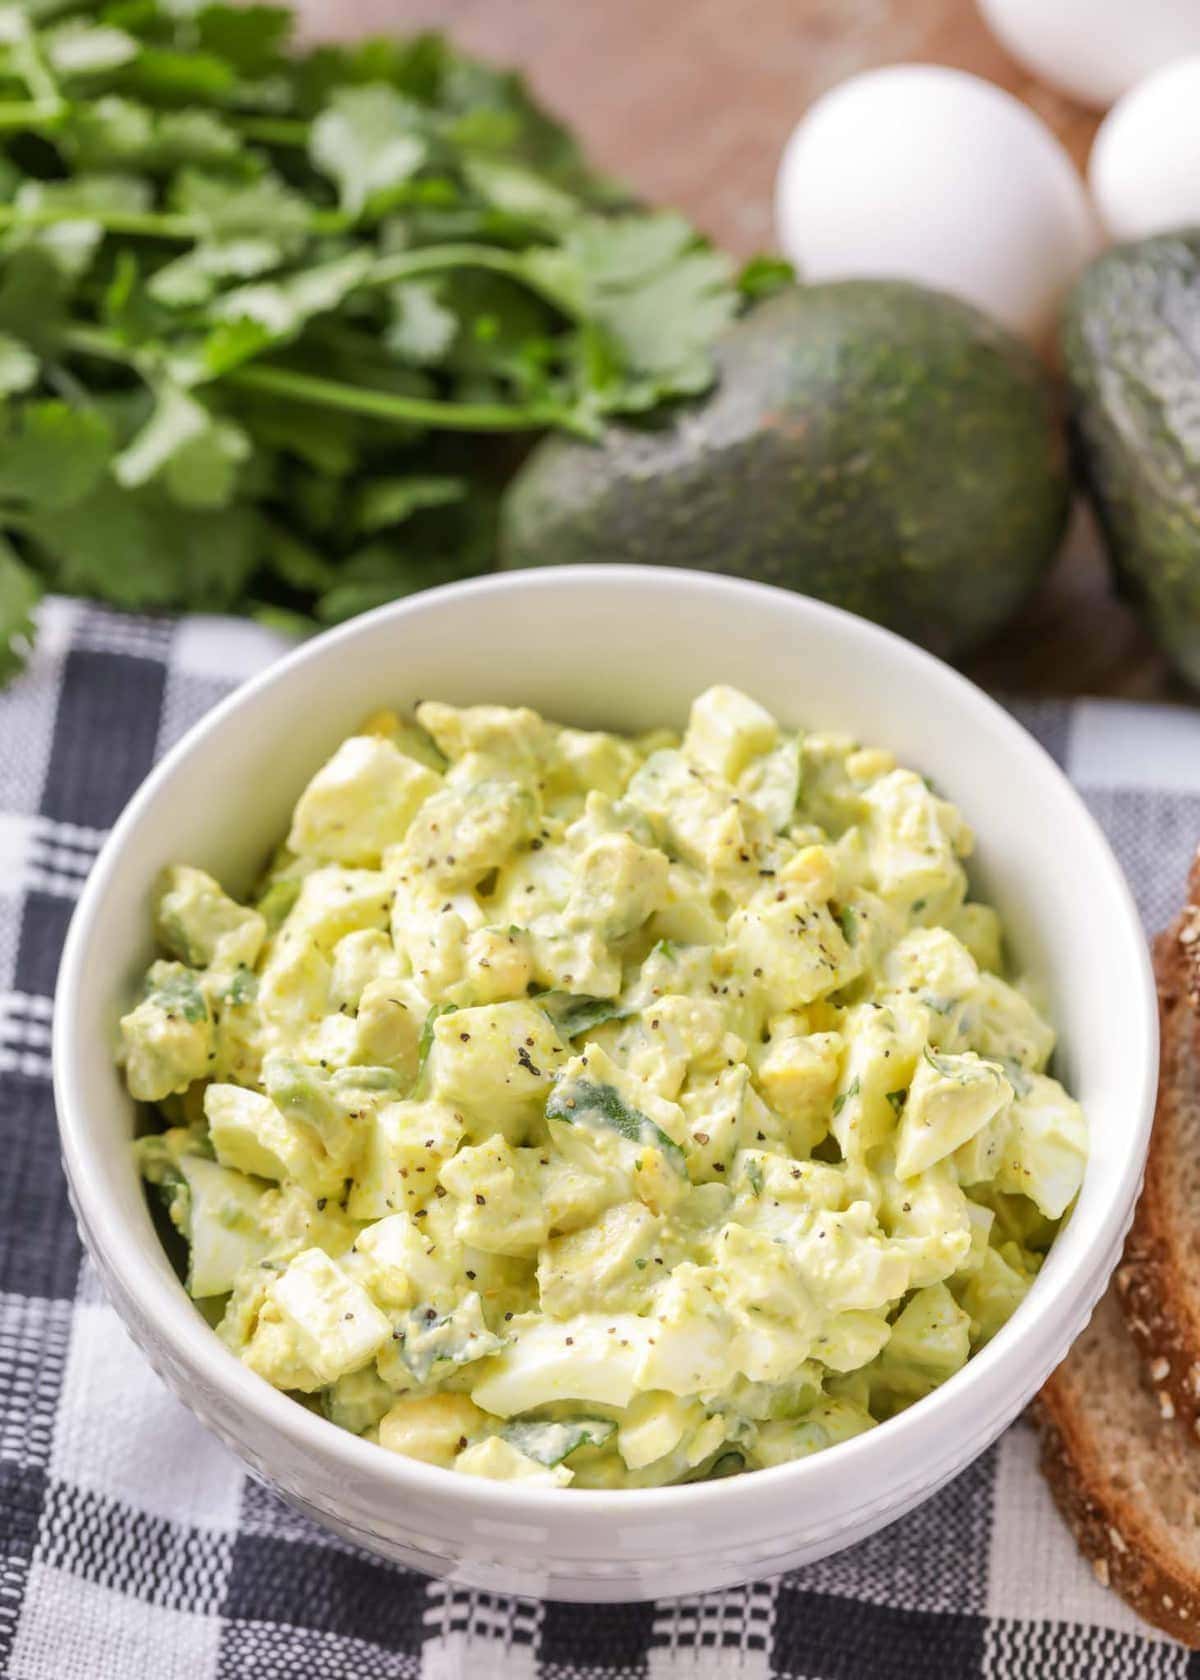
[113,383,251,509]
[171,169,310,243]
[352,475,465,534]
[385,279,458,364]
[309,85,428,214]
[148,238,286,309]
[738,253,795,301]
[0,402,113,510]
[0,537,41,683]
[210,250,375,344]
[0,9,743,685]
[66,98,243,173]
[0,332,38,395]
[30,481,261,610]
[313,544,477,624]
[42,22,139,76]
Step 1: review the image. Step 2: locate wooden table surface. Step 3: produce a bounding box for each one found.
[293,0,1183,703]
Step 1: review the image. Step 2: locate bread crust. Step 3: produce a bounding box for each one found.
[1034,858,1200,1646]
[1115,910,1200,1435]
[1034,1386,1200,1647]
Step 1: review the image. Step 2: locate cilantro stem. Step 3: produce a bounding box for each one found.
[223,361,572,432]
[368,244,579,316]
[61,318,594,437]
[0,98,61,131]
[7,13,61,114]
[0,205,198,240]
[0,204,350,240]
[59,324,134,365]
[232,115,311,148]
[60,321,597,437]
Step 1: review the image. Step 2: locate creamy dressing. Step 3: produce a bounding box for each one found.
[124,687,1086,1487]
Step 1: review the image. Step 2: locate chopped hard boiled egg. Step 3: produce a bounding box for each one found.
[126,689,1084,1488]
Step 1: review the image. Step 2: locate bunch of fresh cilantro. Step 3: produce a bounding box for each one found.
[0,0,789,680]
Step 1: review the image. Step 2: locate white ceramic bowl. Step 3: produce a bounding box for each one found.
[54,566,1157,1603]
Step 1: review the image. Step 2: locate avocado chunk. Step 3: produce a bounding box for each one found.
[500,281,1069,660]
[1063,233,1200,687]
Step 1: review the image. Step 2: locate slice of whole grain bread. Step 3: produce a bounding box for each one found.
[1115,877,1200,1436]
[1037,1289,1200,1646]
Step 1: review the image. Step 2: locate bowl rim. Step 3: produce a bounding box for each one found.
[54,563,1159,1524]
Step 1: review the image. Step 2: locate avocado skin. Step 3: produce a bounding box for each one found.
[1064,234,1200,687]
[500,281,1069,660]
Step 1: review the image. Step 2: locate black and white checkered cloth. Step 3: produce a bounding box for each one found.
[2,596,1198,1679]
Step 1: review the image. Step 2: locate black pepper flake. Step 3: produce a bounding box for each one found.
[316,1198,327,1211]
[475,1193,487,1206]
[516,1045,542,1077]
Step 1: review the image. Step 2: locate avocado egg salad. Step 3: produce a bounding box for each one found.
[122,687,1086,1489]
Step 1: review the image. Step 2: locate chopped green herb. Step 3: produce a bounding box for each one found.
[922,993,958,1018]
[547,1077,687,1173]
[998,1057,1033,1098]
[145,966,208,1024]
[837,904,858,946]
[225,965,258,1007]
[885,1088,907,1118]
[392,1294,503,1382]
[831,1076,861,1119]
[745,1158,764,1196]
[539,993,628,1040]
[416,1001,458,1074]
[502,1417,614,1466]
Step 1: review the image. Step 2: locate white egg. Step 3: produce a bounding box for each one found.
[1090,57,1200,243]
[774,66,1097,344]
[977,0,1200,110]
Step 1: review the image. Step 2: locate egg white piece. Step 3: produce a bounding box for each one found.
[1090,57,1200,243]
[977,0,1200,110]
[774,65,1097,343]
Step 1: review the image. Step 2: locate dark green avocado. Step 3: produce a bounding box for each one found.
[500,280,1069,660]
[1064,233,1200,687]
